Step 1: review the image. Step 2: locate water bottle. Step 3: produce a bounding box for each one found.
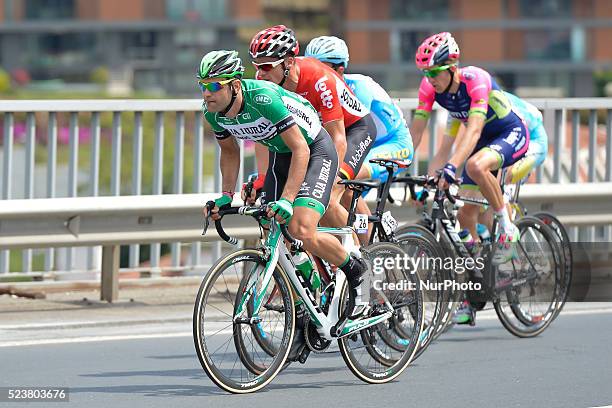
[476,223,491,245]
[292,251,321,300]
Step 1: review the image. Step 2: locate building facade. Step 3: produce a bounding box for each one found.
[1,0,611,96]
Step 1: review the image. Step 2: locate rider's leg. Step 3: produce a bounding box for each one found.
[290,205,353,266]
[464,149,515,235]
[291,204,369,317]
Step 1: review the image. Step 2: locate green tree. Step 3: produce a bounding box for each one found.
[0,68,12,93]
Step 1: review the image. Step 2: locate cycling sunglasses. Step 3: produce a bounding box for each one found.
[198,78,234,92]
[421,64,454,78]
[252,59,284,72]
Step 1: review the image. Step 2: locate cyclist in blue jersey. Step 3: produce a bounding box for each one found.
[305,36,414,242]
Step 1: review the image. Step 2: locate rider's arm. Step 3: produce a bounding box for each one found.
[323,119,347,164]
[409,117,428,151]
[279,125,310,202]
[428,132,456,174]
[411,77,436,150]
[217,136,241,193]
[254,143,269,176]
[447,68,490,168]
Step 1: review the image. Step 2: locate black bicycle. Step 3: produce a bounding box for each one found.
[390,173,566,338]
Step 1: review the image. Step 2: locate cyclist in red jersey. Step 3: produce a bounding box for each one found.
[241,26,374,330]
[248,25,376,237]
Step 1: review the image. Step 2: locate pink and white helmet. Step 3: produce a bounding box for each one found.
[415,32,460,69]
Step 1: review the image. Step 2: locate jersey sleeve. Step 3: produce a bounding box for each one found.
[314,74,344,124]
[253,88,297,133]
[414,77,435,120]
[463,68,491,119]
[203,109,231,140]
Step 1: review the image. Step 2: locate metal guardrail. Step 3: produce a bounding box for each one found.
[1,98,611,277]
[1,183,612,300]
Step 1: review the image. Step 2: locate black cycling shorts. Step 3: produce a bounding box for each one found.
[260,128,338,217]
[339,114,376,180]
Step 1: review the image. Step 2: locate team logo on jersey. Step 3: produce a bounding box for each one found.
[254,94,272,105]
[314,76,334,109]
[463,72,475,80]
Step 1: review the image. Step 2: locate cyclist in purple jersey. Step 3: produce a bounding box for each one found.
[410,32,529,324]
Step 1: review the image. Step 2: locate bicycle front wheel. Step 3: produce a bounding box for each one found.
[193,249,295,393]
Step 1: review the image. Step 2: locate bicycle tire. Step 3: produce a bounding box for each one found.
[193,249,295,393]
[394,224,447,359]
[532,211,573,317]
[492,217,563,338]
[338,242,424,383]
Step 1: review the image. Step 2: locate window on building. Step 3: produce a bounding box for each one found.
[524,30,571,60]
[31,32,96,69]
[391,0,449,19]
[166,0,226,21]
[399,31,434,62]
[122,32,158,61]
[25,0,75,20]
[518,0,572,17]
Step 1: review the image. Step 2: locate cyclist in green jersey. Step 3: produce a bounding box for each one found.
[200,51,371,324]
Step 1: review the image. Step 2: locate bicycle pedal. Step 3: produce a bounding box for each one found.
[298,347,311,364]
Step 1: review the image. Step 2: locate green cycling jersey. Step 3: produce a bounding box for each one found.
[204,79,322,153]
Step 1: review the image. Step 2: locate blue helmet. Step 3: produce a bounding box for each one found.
[305,36,349,67]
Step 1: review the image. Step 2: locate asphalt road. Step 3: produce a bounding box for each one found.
[1,304,611,408]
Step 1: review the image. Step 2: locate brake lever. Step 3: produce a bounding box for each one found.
[202,200,215,236]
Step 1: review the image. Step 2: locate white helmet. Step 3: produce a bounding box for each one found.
[305,36,349,67]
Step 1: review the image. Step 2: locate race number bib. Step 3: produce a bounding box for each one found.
[353,214,368,234]
[381,211,398,235]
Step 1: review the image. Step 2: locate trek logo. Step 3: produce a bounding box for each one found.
[314,76,334,109]
[348,134,373,170]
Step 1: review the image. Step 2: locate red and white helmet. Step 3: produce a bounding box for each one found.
[249,25,299,59]
[415,32,460,69]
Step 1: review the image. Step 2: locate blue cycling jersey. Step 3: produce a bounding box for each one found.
[505,92,546,143]
[344,73,408,147]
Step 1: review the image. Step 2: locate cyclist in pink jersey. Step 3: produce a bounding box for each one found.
[410,32,529,324]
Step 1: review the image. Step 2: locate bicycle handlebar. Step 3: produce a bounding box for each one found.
[202,201,302,249]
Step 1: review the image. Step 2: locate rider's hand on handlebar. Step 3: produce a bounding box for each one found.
[241,174,265,205]
[266,198,293,224]
[204,194,233,221]
[438,163,457,191]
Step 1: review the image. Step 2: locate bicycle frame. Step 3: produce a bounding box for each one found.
[234,220,393,341]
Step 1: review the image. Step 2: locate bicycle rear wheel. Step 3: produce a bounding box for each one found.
[532,211,573,317]
[193,249,295,393]
[492,217,563,338]
[338,242,424,383]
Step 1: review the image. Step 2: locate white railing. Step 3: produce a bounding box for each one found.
[0,98,611,278]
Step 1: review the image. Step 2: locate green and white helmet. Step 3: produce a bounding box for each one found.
[197,50,244,80]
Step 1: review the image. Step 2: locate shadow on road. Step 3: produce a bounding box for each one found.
[68,384,230,397]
